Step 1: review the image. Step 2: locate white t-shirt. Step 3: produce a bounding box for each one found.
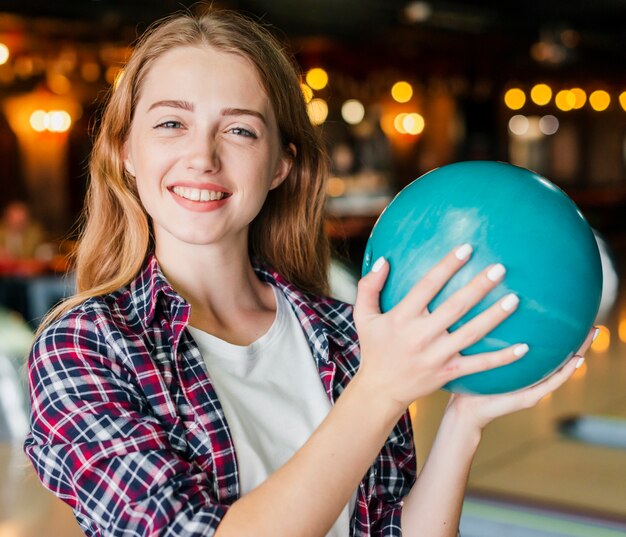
[187,284,356,536]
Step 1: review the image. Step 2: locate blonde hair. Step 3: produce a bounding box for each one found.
[41,9,330,330]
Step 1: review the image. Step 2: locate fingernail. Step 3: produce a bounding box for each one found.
[592,327,600,342]
[500,293,519,311]
[487,263,506,282]
[372,257,385,273]
[513,343,529,357]
[455,243,473,261]
[575,356,585,369]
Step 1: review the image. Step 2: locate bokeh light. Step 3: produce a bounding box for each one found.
[508,114,529,136]
[391,81,413,103]
[29,110,72,133]
[0,43,9,65]
[539,115,559,135]
[305,67,328,90]
[402,112,425,134]
[341,99,365,125]
[530,83,552,106]
[589,90,610,111]
[394,113,408,133]
[327,176,346,197]
[307,98,328,125]
[570,88,586,109]
[504,88,526,110]
[81,62,101,82]
[48,111,72,132]
[29,110,48,132]
[555,90,575,111]
[620,91,626,112]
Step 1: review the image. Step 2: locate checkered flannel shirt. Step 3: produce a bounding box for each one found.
[24,254,416,536]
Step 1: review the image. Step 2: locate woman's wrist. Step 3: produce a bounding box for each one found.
[348,369,409,426]
[441,397,484,447]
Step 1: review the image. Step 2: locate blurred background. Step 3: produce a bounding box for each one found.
[0,1,625,536]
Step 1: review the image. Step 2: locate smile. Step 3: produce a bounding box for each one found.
[171,186,229,202]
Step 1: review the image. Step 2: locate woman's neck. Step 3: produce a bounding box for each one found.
[155,236,276,344]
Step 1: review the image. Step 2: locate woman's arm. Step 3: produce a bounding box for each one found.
[401,328,594,537]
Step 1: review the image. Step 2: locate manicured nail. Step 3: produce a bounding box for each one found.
[592,327,600,342]
[455,243,473,261]
[575,356,585,369]
[500,293,519,311]
[487,263,506,282]
[514,343,529,357]
[372,257,386,273]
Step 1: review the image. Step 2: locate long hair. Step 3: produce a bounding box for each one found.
[41,9,330,330]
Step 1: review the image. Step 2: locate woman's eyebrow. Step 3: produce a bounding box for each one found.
[222,108,266,124]
[148,100,194,112]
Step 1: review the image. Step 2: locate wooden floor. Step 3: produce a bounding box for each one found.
[1,248,625,536]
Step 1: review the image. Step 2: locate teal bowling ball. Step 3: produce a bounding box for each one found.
[362,161,602,394]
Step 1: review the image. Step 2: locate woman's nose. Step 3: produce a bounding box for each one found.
[186,132,220,173]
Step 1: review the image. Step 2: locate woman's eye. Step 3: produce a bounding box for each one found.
[229,127,257,138]
[155,120,183,129]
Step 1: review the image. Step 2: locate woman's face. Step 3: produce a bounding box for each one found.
[124,45,292,255]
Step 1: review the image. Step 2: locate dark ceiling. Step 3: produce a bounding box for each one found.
[0,0,624,81]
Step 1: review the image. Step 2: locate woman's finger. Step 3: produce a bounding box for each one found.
[444,290,520,353]
[510,356,579,408]
[394,243,473,317]
[353,257,390,323]
[442,343,529,380]
[426,262,508,335]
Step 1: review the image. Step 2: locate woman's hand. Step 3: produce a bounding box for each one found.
[353,244,528,415]
[445,327,597,431]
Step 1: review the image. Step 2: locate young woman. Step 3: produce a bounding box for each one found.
[23,9,595,537]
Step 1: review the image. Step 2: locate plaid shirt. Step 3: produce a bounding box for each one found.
[24,254,416,536]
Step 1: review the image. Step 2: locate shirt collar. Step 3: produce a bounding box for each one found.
[130,254,351,356]
[253,259,352,357]
[131,253,186,326]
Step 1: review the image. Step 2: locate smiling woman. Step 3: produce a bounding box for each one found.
[22,7,593,537]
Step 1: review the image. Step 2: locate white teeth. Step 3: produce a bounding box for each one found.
[172,186,227,202]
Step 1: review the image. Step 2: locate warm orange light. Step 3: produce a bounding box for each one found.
[391,81,413,103]
[619,91,626,112]
[327,177,346,197]
[402,112,425,134]
[81,62,101,82]
[504,88,526,110]
[307,98,328,125]
[530,83,552,105]
[394,113,408,134]
[380,113,396,138]
[589,90,610,111]
[618,318,626,343]
[570,88,586,109]
[555,90,575,111]
[591,325,610,353]
[48,73,71,95]
[305,67,328,90]
[0,43,9,65]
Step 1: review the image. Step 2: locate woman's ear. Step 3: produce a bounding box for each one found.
[123,142,136,177]
[270,143,297,190]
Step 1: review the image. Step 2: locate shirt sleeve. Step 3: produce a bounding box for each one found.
[23,312,230,537]
[369,409,417,537]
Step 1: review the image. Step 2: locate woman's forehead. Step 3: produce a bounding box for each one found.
[137,45,271,113]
